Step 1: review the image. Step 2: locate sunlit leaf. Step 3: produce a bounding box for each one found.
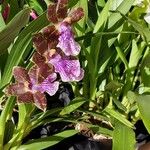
[121,14,150,42]
[104,107,133,128]
[18,130,77,150]
[93,0,111,33]
[129,91,150,133]
[113,121,136,150]
[141,50,150,87]
[108,0,134,28]
[26,0,45,15]
[60,97,86,115]
[0,8,30,55]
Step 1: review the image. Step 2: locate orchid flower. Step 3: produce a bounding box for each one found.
[57,22,81,56]
[32,25,59,54]
[5,0,84,111]
[47,0,84,56]
[5,66,59,111]
[33,31,84,82]
[46,50,84,82]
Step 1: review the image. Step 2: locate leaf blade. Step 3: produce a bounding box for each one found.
[0,8,30,55]
[0,12,49,89]
[113,121,135,150]
[60,97,86,115]
[18,130,77,150]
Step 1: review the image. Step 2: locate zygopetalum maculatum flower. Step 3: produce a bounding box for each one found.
[5,0,84,111]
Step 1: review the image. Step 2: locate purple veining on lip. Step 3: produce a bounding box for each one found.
[28,66,59,96]
[48,53,84,82]
[57,22,81,56]
[6,66,59,111]
[32,72,59,96]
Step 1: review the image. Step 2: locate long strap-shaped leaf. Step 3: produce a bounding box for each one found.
[104,107,133,128]
[108,0,135,29]
[113,121,135,150]
[17,130,77,150]
[128,91,150,133]
[0,12,49,89]
[0,8,30,55]
[93,0,111,33]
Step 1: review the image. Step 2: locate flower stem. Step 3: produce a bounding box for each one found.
[0,97,15,150]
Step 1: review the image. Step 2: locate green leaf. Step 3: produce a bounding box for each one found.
[7,0,20,22]
[0,52,8,80]
[122,14,150,42]
[114,42,129,70]
[0,8,30,55]
[93,0,111,33]
[141,50,150,87]
[60,97,86,115]
[0,13,5,31]
[111,0,123,10]
[127,91,137,105]
[26,0,44,15]
[76,0,88,35]
[128,40,144,68]
[105,81,122,92]
[4,120,15,144]
[17,104,34,130]
[112,98,127,112]
[90,34,102,73]
[89,124,113,137]
[31,108,62,122]
[78,109,109,121]
[68,0,79,8]
[82,46,95,73]
[97,0,105,7]
[0,97,16,149]
[104,107,133,128]
[113,121,136,150]
[18,130,77,150]
[108,0,135,29]
[130,91,150,133]
[0,12,49,89]
[30,108,62,129]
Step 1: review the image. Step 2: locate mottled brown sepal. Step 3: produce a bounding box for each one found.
[32,52,46,67]
[47,4,58,23]
[42,25,59,49]
[68,7,84,23]
[17,92,34,103]
[5,83,26,96]
[33,91,47,111]
[13,67,30,83]
[57,0,68,20]
[32,33,48,54]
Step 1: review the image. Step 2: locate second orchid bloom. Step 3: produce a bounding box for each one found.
[5,0,84,111]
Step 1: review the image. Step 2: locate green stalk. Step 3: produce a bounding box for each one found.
[89,36,102,109]
[3,133,19,150]
[114,42,129,70]
[90,77,97,100]
[6,104,35,149]
[12,120,30,149]
[90,36,102,100]
[83,69,90,99]
[122,42,146,105]
[0,97,15,150]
